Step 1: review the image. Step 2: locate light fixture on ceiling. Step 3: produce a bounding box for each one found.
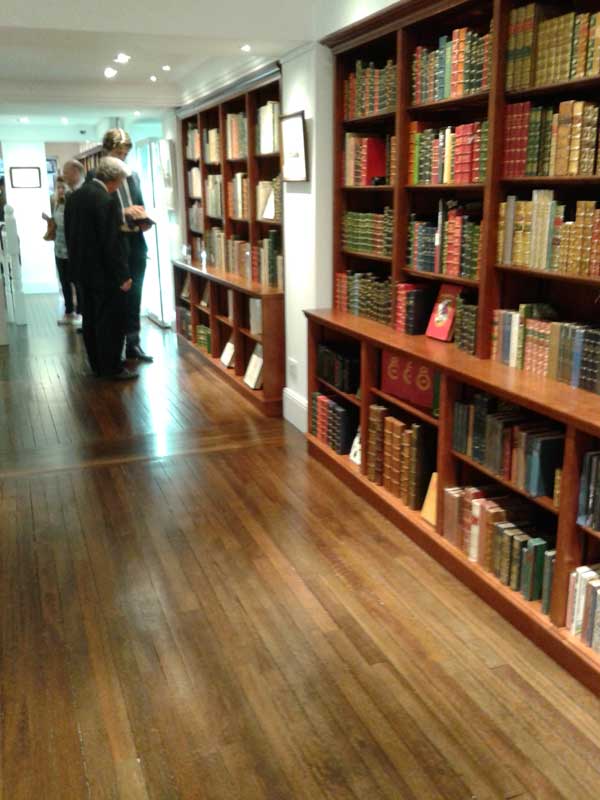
[134,111,141,117]
[149,74,158,82]
[162,65,171,72]
[114,53,131,64]
[18,116,29,123]
[104,66,118,79]
[61,117,69,124]
[241,44,252,53]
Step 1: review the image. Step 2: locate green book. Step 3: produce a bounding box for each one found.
[542,549,556,615]
[510,532,530,591]
[530,538,548,600]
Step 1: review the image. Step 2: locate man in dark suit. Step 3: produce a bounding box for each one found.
[101,129,154,363]
[65,157,137,380]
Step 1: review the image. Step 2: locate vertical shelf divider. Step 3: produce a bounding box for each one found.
[436,374,459,534]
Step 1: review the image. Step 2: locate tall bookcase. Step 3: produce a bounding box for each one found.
[74,144,103,173]
[309,0,600,693]
[174,75,284,417]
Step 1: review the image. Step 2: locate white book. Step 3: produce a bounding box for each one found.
[220,340,235,368]
[244,345,263,389]
[508,311,520,368]
[249,298,262,334]
[349,428,361,466]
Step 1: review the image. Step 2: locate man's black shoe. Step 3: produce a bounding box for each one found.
[111,368,139,381]
[125,345,154,363]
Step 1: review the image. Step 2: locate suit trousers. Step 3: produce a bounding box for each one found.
[81,285,127,376]
[124,238,147,347]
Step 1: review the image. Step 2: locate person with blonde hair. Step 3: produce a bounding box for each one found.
[43,175,80,325]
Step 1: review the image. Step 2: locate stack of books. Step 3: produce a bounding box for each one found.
[566,563,600,651]
[257,101,280,154]
[578,451,600,531]
[226,237,251,276]
[312,393,358,455]
[203,127,221,164]
[394,283,435,334]
[453,393,564,498]
[408,200,482,279]
[186,125,201,160]
[256,176,282,222]
[343,133,397,186]
[443,486,556,606]
[188,201,203,234]
[498,194,600,275]
[411,25,493,104]
[206,175,223,218]
[228,172,249,219]
[409,121,488,184]
[503,101,599,177]
[317,344,360,394]
[342,208,393,256]
[454,297,478,354]
[187,166,202,199]
[226,113,248,159]
[195,324,211,352]
[334,272,394,325]
[343,59,397,120]
[252,230,283,288]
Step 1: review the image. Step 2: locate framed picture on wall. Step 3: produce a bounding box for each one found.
[10,167,41,189]
[280,111,308,182]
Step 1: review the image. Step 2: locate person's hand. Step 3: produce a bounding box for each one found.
[123,205,147,220]
[138,220,153,232]
[120,278,133,292]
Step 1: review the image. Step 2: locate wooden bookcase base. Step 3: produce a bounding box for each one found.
[177,335,282,417]
[308,434,600,696]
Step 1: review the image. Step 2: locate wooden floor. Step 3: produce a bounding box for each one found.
[1,295,600,800]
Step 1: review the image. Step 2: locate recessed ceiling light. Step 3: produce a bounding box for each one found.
[241,44,252,53]
[18,116,29,123]
[134,111,141,117]
[149,75,157,82]
[114,53,131,64]
[104,67,118,79]
[162,65,171,72]
[61,117,69,124]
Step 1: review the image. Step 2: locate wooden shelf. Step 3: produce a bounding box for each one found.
[227,156,248,163]
[194,304,210,316]
[205,161,221,167]
[188,196,202,202]
[407,183,484,191]
[215,314,233,327]
[507,74,600,101]
[452,450,558,514]
[371,387,438,427]
[403,268,479,288]
[255,151,280,159]
[496,264,600,286]
[501,176,600,187]
[341,249,392,263]
[173,259,283,297]
[257,218,282,226]
[577,523,600,542]
[229,216,249,223]
[343,110,395,127]
[341,185,394,191]
[239,327,262,344]
[316,377,361,408]
[207,213,224,222]
[408,90,489,112]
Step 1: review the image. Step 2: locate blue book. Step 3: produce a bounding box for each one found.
[527,433,564,497]
[501,311,511,365]
[570,326,585,388]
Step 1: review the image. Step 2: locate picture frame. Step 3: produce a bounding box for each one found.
[280,111,308,182]
[10,167,42,189]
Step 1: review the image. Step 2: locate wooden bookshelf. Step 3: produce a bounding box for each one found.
[314,0,600,695]
[73,144,103,172]
[176,74,284,417]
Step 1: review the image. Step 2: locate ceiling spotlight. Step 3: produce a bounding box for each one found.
[104,66,118,79]
[149,75,157,82]
[61,117,69,124]
[241,44,252,53]
[114,53,131,64]
[134,110,141,117]
[18,116,29,123]
[162,65,171,72]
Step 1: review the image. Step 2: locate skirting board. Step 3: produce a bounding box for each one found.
[283,387,308,433]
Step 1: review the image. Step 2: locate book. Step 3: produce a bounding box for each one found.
[421,472,438,526]
[426,284,462,341]
[244,345,264,389]
[220,340,235,368]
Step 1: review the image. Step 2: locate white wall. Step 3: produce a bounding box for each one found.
[281,43,333,431]
[45,141,81,171]
[314,0,399,39]
[2,139,57,293]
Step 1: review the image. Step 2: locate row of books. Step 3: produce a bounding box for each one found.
[228,172,249,220]
[503,100,599,178]
[394,283,434,335]
[578,451,600,531]
[196,324,211,352]
[257,101,280,155]
[409,121,488,185]
[443,486,556,607]
[226,112,248,160]
[343,59,397,120]
[453,393,564,499]
[454,297,478,355]
[407,201,482,279]
[567,564,600,650]
[411,26,492,104]
[311,393,358,455]
[219,339,264,389]
[343,133,397,187]
[206,174,223,218]
[335,272,394,325]
[317,344,360,394]
[342,208,393,257]
[492,310,600,395]
[205,228,282,287]
[368,404,436,510]
[187,166,202,199]
[507,5,600,91]
[188,201,203,235]
[256,176,282,222]
[203,127,221,164]
[498,194,600,276]
[186,125,201,160]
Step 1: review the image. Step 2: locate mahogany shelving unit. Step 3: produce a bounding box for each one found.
[313,0,600,694]
[175,75,284,417]
[74,144,103,173]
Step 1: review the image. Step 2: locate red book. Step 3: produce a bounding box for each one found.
[363,137,387,184]
[381,350,435,409]
[426,284,463,341]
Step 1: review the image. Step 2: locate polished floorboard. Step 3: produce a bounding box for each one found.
[1,295,600,800]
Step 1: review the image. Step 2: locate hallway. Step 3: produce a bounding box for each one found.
[1,296,600,800]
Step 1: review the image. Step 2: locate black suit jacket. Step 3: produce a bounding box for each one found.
[87,169,148,257]
[64,180,129,290]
